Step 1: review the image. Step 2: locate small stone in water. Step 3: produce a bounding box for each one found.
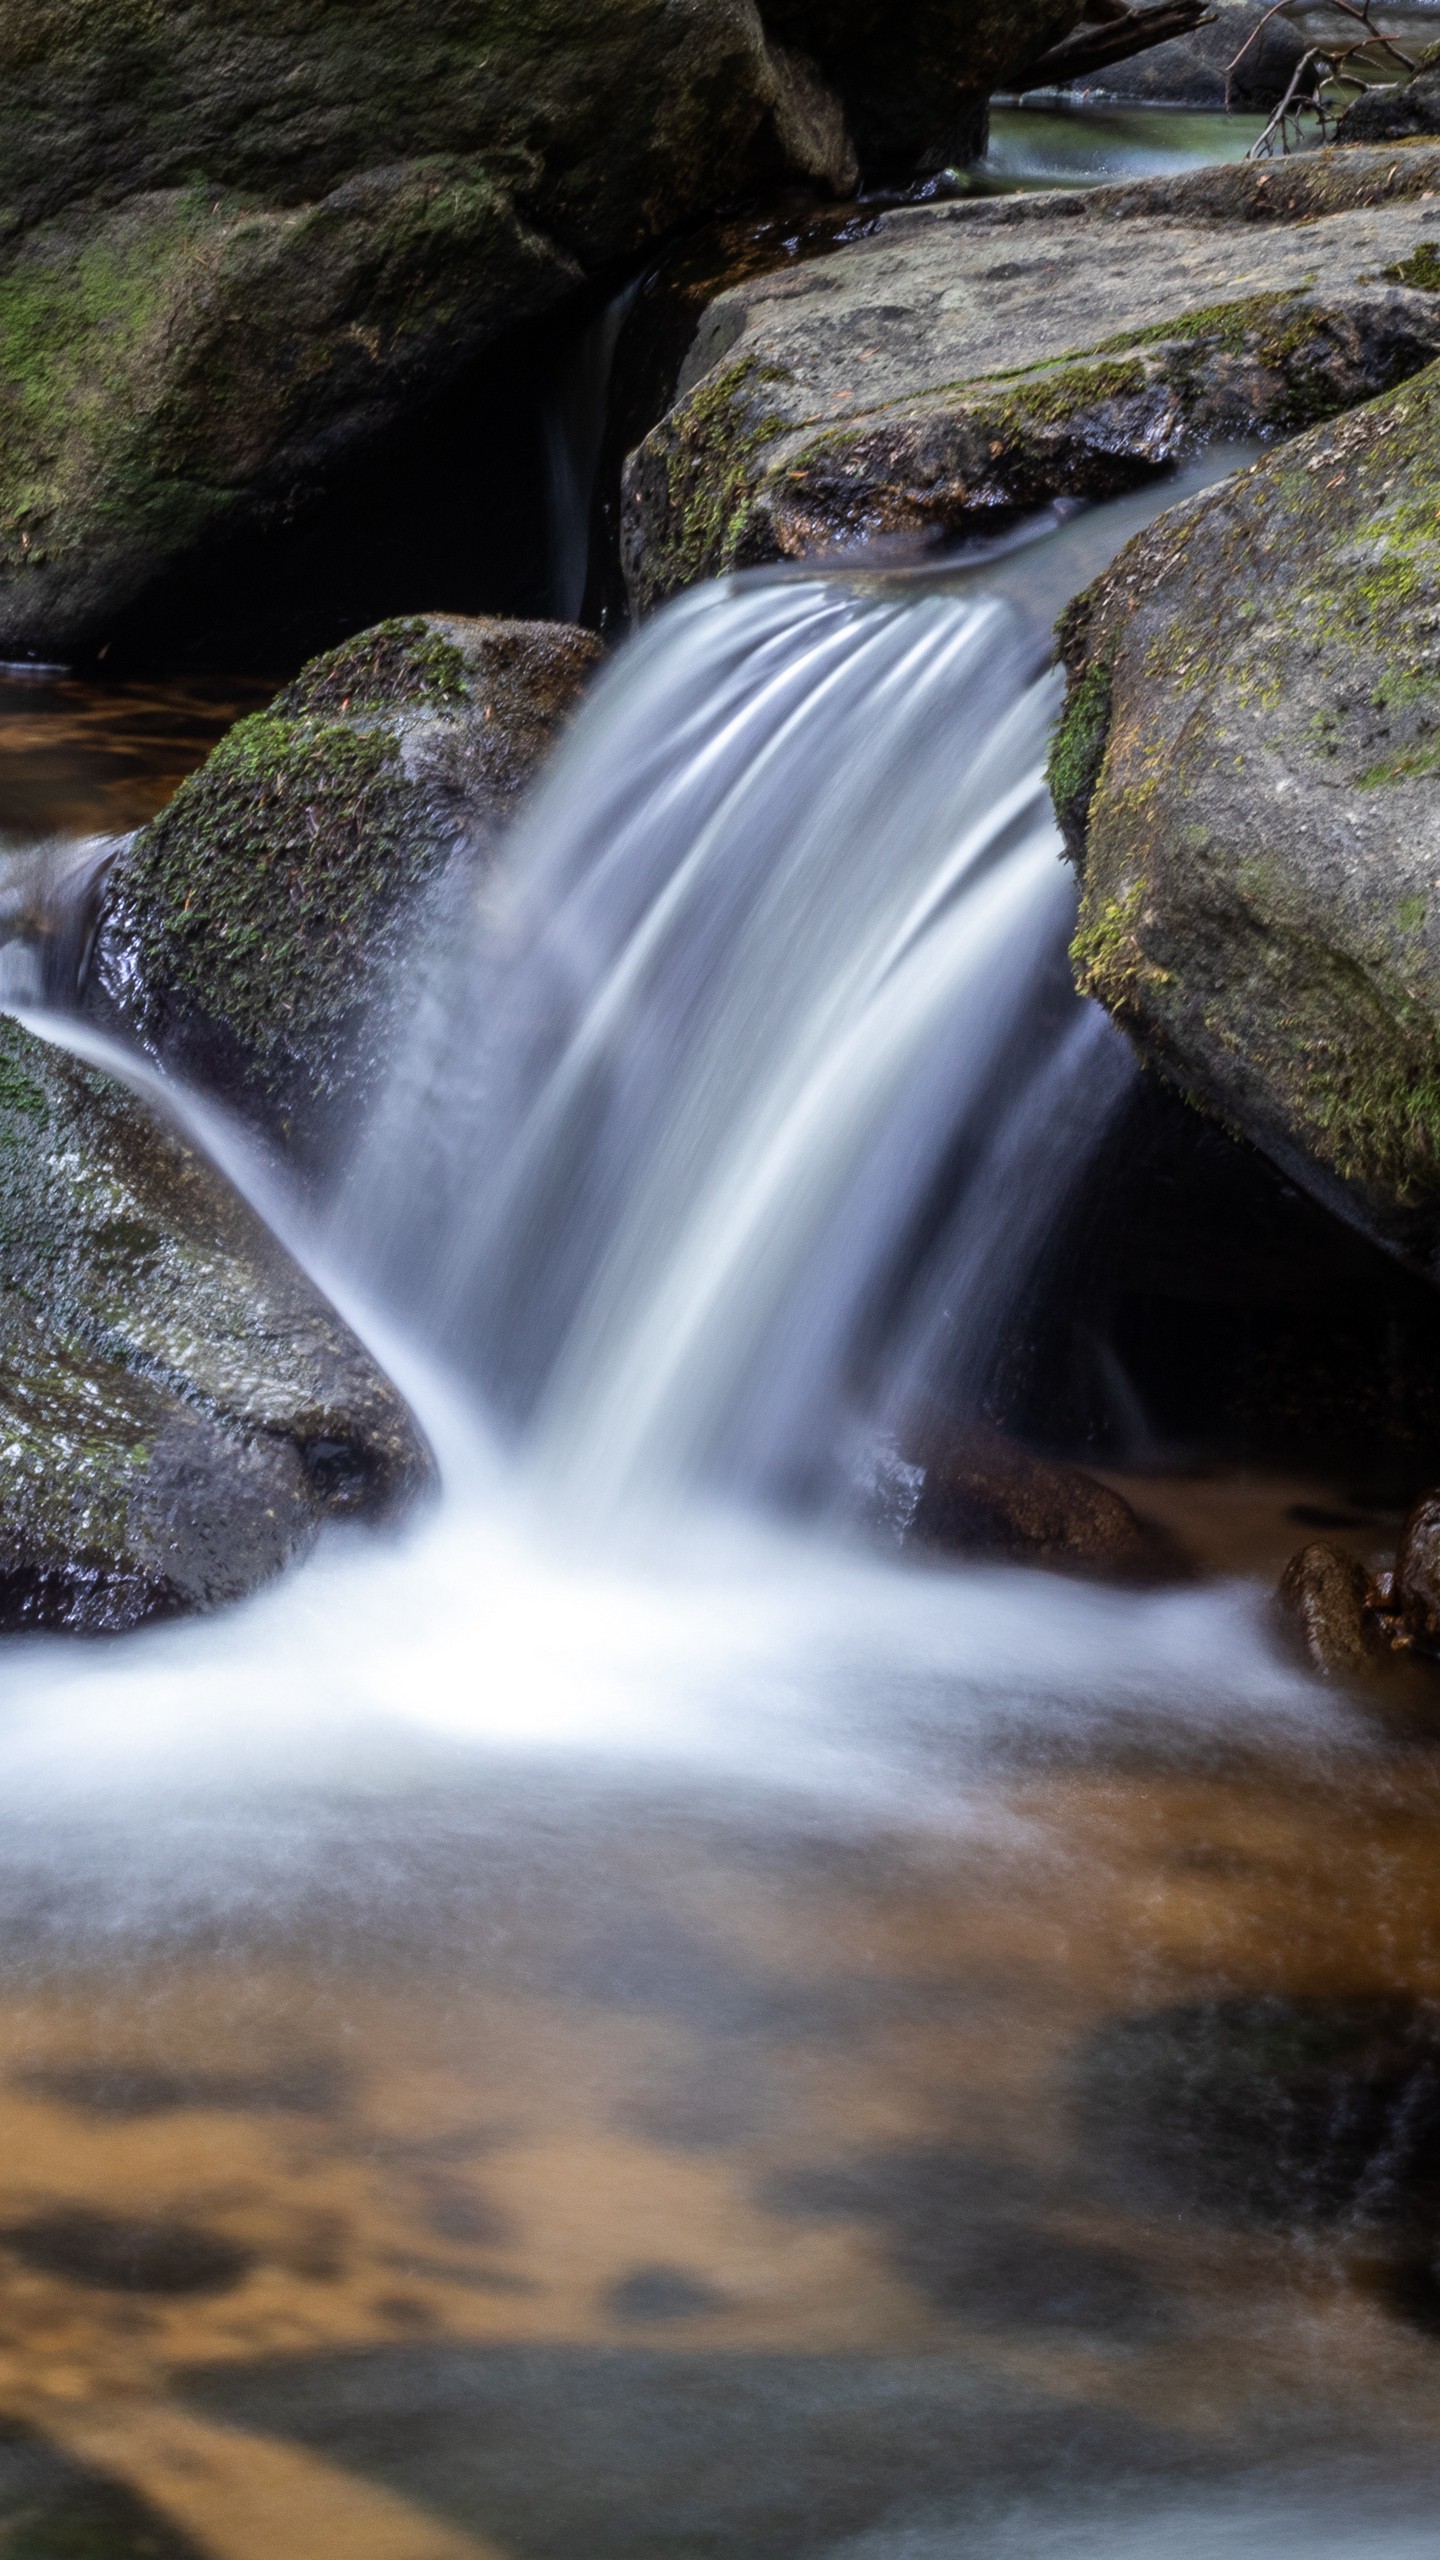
[1276,1541,1380,1676]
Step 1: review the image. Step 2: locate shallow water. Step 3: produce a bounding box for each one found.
[984,106,1270,190]
[0,667,273,847]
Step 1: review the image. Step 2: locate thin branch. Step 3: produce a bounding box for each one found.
[1224,0,1301,111]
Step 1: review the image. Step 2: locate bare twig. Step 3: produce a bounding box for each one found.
[1224,0,1302,111]
[1246,43,1328,154]
[1238,0,1423,156]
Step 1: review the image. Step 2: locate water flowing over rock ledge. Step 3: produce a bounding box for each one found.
[623,141,1440,611]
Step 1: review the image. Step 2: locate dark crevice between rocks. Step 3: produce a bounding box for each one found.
[978,1073,1440,1499]
[84,187,884,675]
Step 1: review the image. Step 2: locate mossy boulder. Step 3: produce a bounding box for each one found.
[622,145,1440,614]
[0,1010,428,1630]
[0,0,1090,655]
[1057,364,1440,1275]
[88,612,602,1160]
[0,0,862,658]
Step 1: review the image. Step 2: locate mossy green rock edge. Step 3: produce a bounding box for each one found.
[90,612,603,1159]
[1057,361,1440,1274]
[623,144,1440,615]
[0,1011,430,1630]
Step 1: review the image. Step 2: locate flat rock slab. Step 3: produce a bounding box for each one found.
[623,143,1440,610]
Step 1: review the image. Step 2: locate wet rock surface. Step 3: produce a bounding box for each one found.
[905,1429,1157,1573]
[1058,366,1440,1273]
[1276,1539,1380,1676]
[622,143,1440,612]
[0,1011,428,1631]
[90,613,601,1162]
[1396,1489,1440,1648]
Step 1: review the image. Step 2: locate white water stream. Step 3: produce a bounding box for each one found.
[0,496,1342,1854]
[1,475,1429,2557]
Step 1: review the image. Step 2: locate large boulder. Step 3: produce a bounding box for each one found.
[0,0,1091,658]
[0,1010,428,1630]
[87,612,602,1162]
[1056,365,1440,1276]
[1058,0,1310,109]
[622,145,1440,614]
[759,0,1083,177]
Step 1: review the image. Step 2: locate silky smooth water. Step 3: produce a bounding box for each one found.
[1,462,1440,2557]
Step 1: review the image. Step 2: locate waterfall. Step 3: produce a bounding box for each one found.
[344,569,1133,1513]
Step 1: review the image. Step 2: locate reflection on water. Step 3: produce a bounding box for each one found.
[0,667,273,847]
[983,106,1270,191]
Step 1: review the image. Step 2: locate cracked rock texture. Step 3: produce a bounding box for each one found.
[623,144,1440,613]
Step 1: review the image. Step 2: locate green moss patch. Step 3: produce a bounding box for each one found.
[1048,652,1116,855]
[116,705,427,1092]
[279,617,471,719]
[1385,242,1440,289]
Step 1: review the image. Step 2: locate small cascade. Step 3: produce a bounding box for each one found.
[343,569,1134,1512]
[0,833,120,1012]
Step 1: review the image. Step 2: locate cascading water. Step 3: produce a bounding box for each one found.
[3,471,1432,2560]
[343,572,1133,1512]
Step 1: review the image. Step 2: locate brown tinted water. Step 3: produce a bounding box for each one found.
[0,669,274,847]
[3,1542,1440,2560]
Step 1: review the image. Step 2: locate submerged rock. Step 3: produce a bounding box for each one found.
[0,0,1090,656]
[1078,1995,1440,2231]
[906,1430,1155,1573]
[1276,1541,1379,1677]
[1058,366,1440,1273]
[0,1012,428,1631]
[622,144,1440,612]
[89,613,602,1162]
